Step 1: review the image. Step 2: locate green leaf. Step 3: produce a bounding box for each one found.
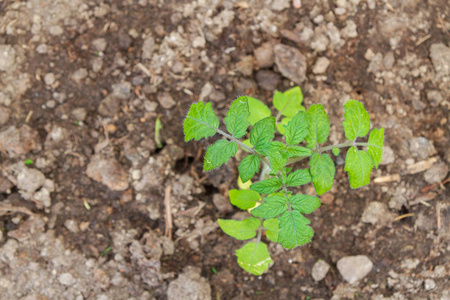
[367,128,384,169]
[284,111,308,145]
[184,102,219,141]
[224,96,251,138]
[250,194,287,218]
[289,194,321,214]
[309,153,335,195]
[263,219,279,243]
[286,169,311,187]
[241,139,253,153]
[285,146,312,158]
[204,140,238,171]
[332,147,340,156]
[247,97,272,125]
[238,155,260,183]
[250,177,282,194]
[24,159,34,165]
[277,210,314,249]
[273,87,305,118]
[344,146,373,189]
[236,242,273,275]
[276,117,291,135]
[250,117,276,151]
[305,104,330,149]
[229,189,261,210]
[342,100,370,141]
[263,149,287,173]
[218,217,260,240]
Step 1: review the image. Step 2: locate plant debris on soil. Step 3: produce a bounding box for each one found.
[0,0,449,299]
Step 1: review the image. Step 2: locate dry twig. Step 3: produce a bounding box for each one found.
[164,185,173,240]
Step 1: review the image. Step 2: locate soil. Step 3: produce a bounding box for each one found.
[0,0,449,299]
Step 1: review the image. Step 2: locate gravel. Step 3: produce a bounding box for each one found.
[380,146,395,165]
[423,162,448,184]
[157,91,176,109]
[0,45,16,71]
[361,202,393,226]
[255,70,280,91]
[311,260,331,282]
[44,73,56,85]
[17,168,46,193]
[337,255,373,284]
[273,44,307,84]
[0,106,11,124]
[429,43,450,77]
[167,266,211,300]
[424,279,436,291]
[254,42,274,69]
[86,155,129,191]
[142,36,155,59]
[312,57,330,74]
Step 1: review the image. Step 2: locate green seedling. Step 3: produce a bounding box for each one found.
[183,86,384,275]
[24,159,34,165]
[155,114,163,148]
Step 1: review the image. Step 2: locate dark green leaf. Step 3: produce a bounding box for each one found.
[277,210,314,249]
[184,102,219,141]
[250,177,282,194]
[284,111,308,145]
[224,96,251,138]
[286,169,311,187]
[204,140,238,171]
[285,146,312,158]
[309,153,335,195]
[238,155,260,183]
[250,117,276,151]
[289,194,321,214]
[250,194,287,218]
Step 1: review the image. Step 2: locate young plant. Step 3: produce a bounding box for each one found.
[183,87,384,275]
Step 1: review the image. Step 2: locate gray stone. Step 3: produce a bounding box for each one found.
[71,68,88,83]
[337,255,373,284]
[254,43,274,69]
[430,43,450,77]
[36,44,48,54]
[58,273,76,286]
[212,194,233,214]
[0,106,11,124]
[17,168,46,193]
[0,125,41,158]
[157,92,176,109]
[424,162,448,184]
[142,36,155,60]
[341,20,358,38]
[255,70,280,91]
[312,260,330,281]
[426,90,443,107]
[91,38,107,52]
[274,44,307,84]
[361,202,393,226]
[380,146,395,165]
[0,45,15,71]
[368,53,383,73]
[167,266,211,300]
[71,107,88,121]
[112,82,131,100]
[271,0,290,11]
[383,51,395,70]
[312,57,330,74]
[64,219,80,233]
[49,25,64,36]
[424,279,436,291]
[86,155,129,191]
[44,73,56,86]
[311,34,329,52]
[409,137,434,160]
[33,187,52,208]
[235,56,253,76]
[412,98,426,111]
[401,258,420,270]
[98,95,121,117]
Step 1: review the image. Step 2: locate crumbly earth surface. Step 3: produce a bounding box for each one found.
[0,0,449,299]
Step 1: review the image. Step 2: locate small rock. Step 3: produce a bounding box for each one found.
[273,44,307,84]
[409,137,435,160]
[426,90,443,107]
[412,98,426,111]
[49,25,63,36]
[144,100,158,112]
[271,0,290,11]
[86,155,129,191]
[368,53,383,73]
[167,266,211,300]
[112,82,131,100]
[117,31,132,50]
[255,70,280,91]
[401,258,420,270]
[312,57,330,74]
[33,188,52,208]
[58,273,76,286]
[364,48,375,61]
[424,279,436,291]
[142,36,155,59]
[312,260,330,281]
[36,44,48,54]
[71,68,88,83]
[337,255,373,284]
[94,269,110,289]
[132,169,142,181]
[235,56,253,76]
[0,125,41,158]
[0,106,11,124]
[212,194,233,214]
[380,146,395,165]
[64,219,79,233]
[254,43,274,69]
[17,168,46,193]
[361,202,393,226]
[311,34,329,52]
[0,45,15,71]
[424,162,448,184]
[299,27,314,42]
[71,107,88,121]
[98,95,121,117]
[44,73,56,86]
[0,177,14,193]
[321,193,334,205]
[157,92,176,109]
[383,51,395,70]
[91,57,103,72]
[430,43,450,77]
[91,38,107,52]
[192,36,206,48]
[341,20,358,38]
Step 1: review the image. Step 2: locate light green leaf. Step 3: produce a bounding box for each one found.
[263,149,287,173]
[239,155,260,183]
[218,217,260,240]
[332,147,340,156]
[224,96,251,138]
[273,87,305,118]
[309,153,335,195]
[285,146,312,158]
[367,128,384,169]
[286,169,311,187]
[250,177,282,194]
[342,100,371,141]
[250,117,276,151]
[344,146,373,189]
[184,102,219,141]
[284,111,308,145]
[276,117,291,134]
[277,210,314,249]
[247,97,272,125]
[236,242,273,275]
[229,189,261,210]
[263,219,279,243]
[250,194,287,219]
[289,194,321,214]
[204,140,238,171]
[305,104,330,149]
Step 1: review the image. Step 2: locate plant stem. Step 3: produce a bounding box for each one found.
[319,141,354,152]
[255,226,263,244]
